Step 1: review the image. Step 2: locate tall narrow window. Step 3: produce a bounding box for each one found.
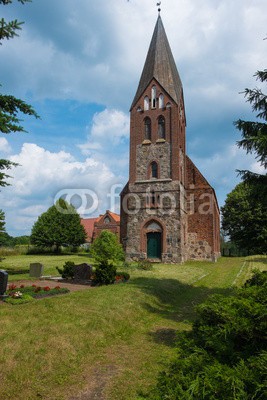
[159,94,164,109]
[151,161,158,178]
[158,116,165,139]
[151,86,156,109]
[144,96,149,111]
[144,117,151,140]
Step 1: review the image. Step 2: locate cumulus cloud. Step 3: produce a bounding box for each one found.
[0,138,11,153]
[78,108,129,175]
[1,0,266,110]
[1,0,266,236]
[1,142,122,235]
[79,108,129,152]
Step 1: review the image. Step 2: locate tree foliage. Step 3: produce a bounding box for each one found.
[221,182,267,254]
[0,0,39,187]
[235,68,267,186]
[90,230,124,285]
[90,230,124,265]
[146,270,267,400]
[30,200,87,252]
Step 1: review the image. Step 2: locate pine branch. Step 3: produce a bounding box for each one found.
[0,94,40,133]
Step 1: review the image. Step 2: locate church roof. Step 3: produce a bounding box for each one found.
[131,15,183,109]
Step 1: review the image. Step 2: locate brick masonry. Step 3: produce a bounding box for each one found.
[120,18,220,263]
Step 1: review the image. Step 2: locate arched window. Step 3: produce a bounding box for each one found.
[159,94,164,109]
[151,86,156,109]
[144,117,151,140]
[144,96,149,111]
[158,116,165,139]
[151,161,158,178]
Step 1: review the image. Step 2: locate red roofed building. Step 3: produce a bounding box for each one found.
[81,210,120,243]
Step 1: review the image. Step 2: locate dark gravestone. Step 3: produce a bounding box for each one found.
[74,263,93,281]
[0,270,8,298]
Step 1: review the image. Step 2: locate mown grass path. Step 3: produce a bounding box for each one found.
[0,255,266,400]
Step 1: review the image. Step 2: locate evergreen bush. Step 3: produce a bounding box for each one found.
[94,261,117,285]
[144,270,267,399]
[56,261,75,279]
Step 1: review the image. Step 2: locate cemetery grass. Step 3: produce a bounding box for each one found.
[0,255,266,400]
[0,253,93,281]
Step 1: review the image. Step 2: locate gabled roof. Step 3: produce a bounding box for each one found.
[131,15,183,110]
[96,210,120,224]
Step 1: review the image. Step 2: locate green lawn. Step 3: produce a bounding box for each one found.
[0,255,266,400]
[0,253,93,281]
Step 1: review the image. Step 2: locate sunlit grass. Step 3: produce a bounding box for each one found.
[0,255,266,399]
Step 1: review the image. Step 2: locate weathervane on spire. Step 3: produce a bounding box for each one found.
[157,1,161,14]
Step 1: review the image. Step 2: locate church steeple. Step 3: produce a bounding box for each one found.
[120,13,220,264]
[131,15,183,110]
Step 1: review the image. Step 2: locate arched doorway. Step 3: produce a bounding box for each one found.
[146,221,162,259]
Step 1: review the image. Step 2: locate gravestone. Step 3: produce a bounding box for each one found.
[29,263,44,278]
[74,263,93,281]
[0,270,8,298]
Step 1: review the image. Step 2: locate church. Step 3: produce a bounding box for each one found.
[120,15,220,263]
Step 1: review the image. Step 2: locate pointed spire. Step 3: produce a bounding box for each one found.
[131,15,183,109]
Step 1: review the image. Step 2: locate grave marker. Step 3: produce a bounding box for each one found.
[0,270,8,298]
[74,263,93,281]
[29,263,44,278]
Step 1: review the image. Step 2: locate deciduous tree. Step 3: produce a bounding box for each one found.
[30,200,86,252]
[221,182,267,254]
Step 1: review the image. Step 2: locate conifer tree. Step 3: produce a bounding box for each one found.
[0,0,39,187]
[235,68,267,190]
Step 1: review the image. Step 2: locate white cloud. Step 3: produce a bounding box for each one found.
[0,138,11,153]
[79,108,129,154]
[1,0,266,110]
[1,142,123,235]
[1,0,266,236]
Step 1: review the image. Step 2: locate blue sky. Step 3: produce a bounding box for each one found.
[0,0,266,236]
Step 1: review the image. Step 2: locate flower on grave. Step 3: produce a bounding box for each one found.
[9,284,17,290]
[34,287,42,293]
[43,286,50,291]
[20,285,25,289]
[12,291,23,299]
[55,286,61,290]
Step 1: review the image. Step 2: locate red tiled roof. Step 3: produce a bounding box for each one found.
[80,218,98,241]
[108,211,120,222]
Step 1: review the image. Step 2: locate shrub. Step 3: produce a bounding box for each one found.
[144,270,267,400]
[94,262,117,285]
[56,261,75,279]
[90,230,125,265]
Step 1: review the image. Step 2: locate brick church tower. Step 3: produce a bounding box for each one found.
[120,15,220,263]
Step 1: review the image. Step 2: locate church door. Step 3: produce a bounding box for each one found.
[147,232,162,259]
